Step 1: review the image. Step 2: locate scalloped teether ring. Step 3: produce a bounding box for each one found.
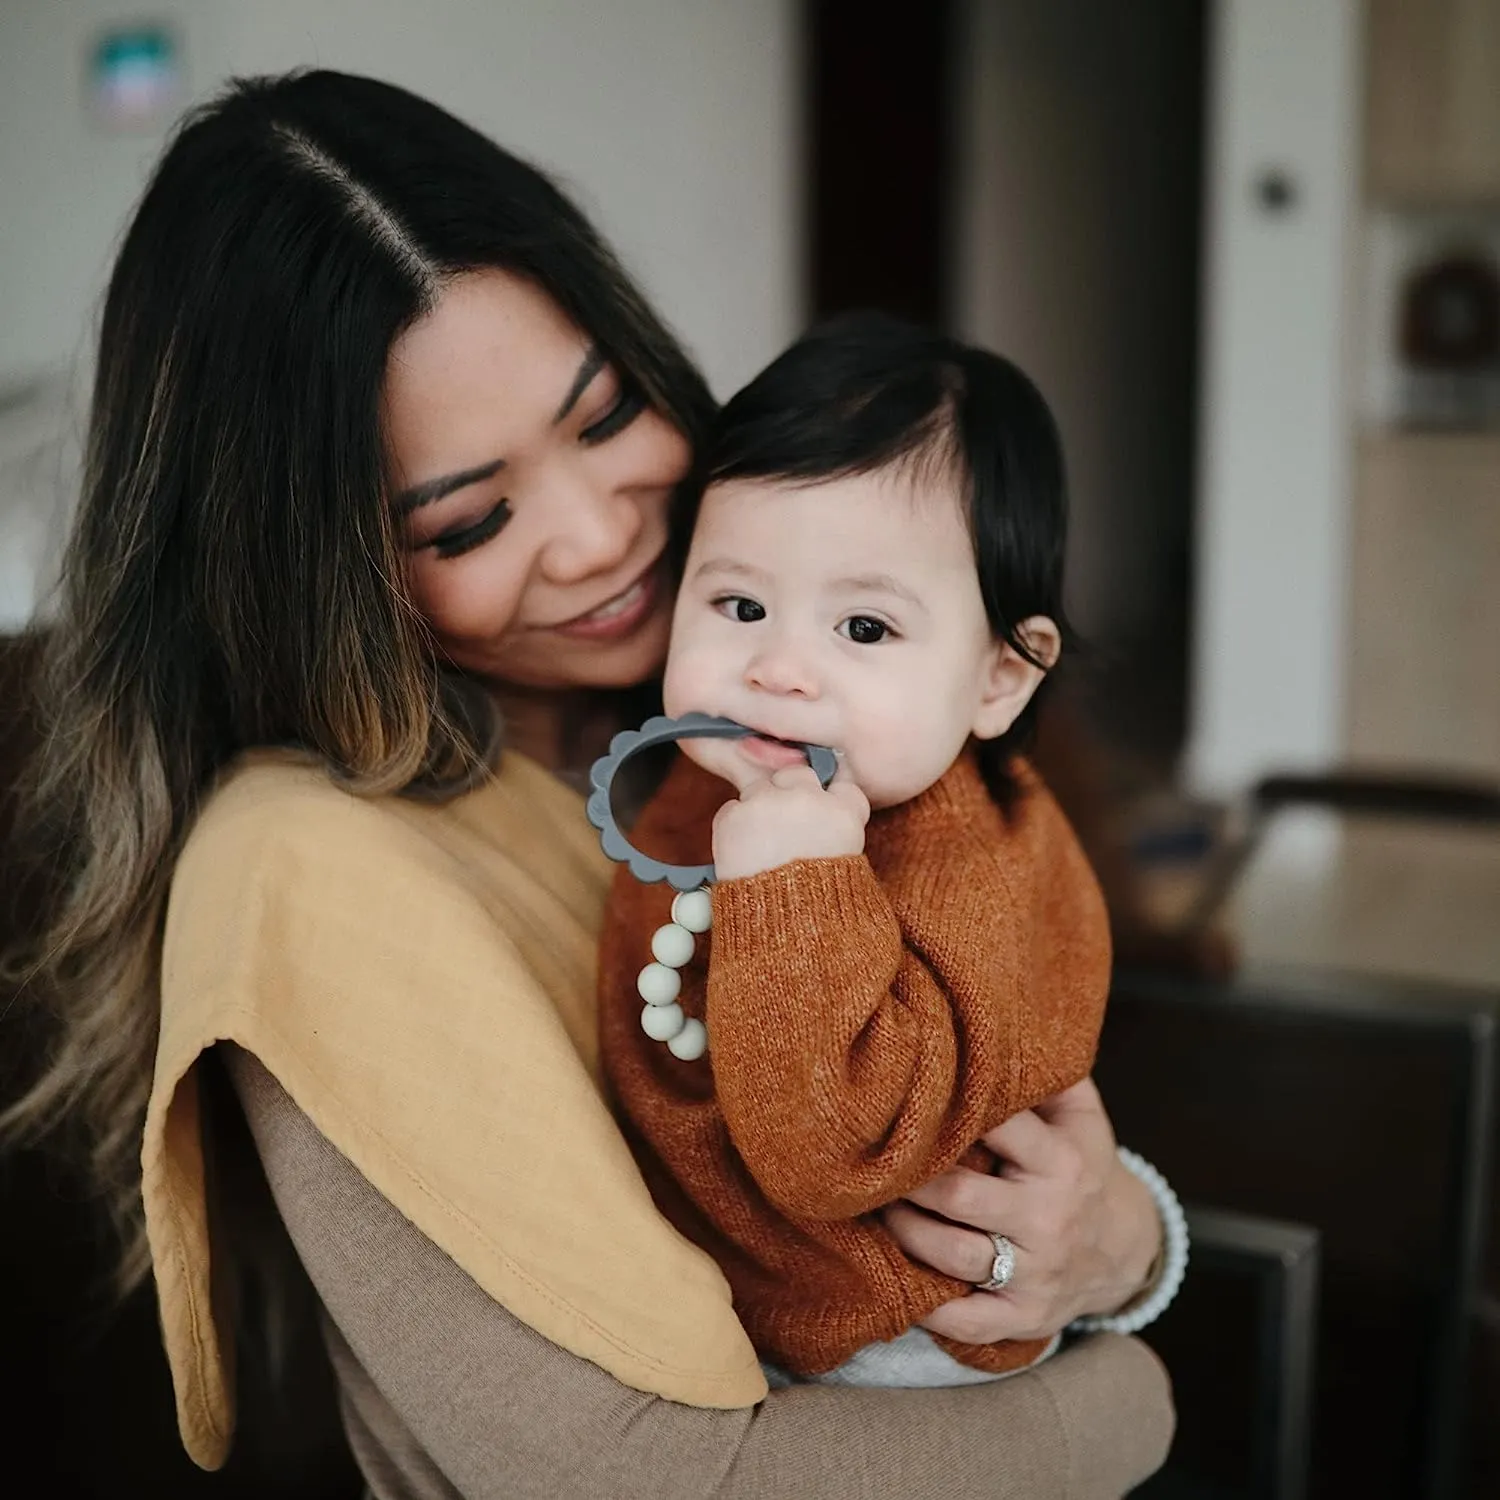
[584,712,838,889]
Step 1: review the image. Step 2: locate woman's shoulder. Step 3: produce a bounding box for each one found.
[179,752,435,879]
[148,756,766,1450]
[183,752,398,860]
[178,747,609,897]
[164,748,614,1047]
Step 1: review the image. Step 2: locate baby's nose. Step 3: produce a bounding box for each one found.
[744,642,819,698]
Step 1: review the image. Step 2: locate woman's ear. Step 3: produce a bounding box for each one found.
[971,616,1061,741]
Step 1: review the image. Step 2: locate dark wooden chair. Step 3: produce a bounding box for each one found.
[1100,966,1498,1500]
[1137,1208,1321,1500]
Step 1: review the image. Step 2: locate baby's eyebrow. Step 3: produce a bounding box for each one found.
[829,573,929,615]
[691,557,770,585]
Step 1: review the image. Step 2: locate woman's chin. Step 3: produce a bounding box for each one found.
[477,604,671,694]
[580,609,672,689]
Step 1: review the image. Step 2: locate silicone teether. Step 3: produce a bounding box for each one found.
[585,712,838,889]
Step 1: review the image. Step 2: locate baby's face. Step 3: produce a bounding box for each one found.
[664,469,1036,809]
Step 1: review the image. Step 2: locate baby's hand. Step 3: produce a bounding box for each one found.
[712,761,870,881]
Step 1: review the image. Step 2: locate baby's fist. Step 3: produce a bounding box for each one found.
[712,763,869,880]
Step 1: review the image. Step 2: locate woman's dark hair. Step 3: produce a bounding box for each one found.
[696,310,1075,808]
[2,69,715,1287]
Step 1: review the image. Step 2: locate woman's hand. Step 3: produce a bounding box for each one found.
[881,1078,1161,1343]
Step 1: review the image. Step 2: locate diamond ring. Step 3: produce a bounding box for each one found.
[976,1232,1016,1292]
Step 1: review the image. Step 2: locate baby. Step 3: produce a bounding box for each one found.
[597,312,1111,1388]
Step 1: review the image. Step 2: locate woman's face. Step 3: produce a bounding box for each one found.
[386,268,688,694]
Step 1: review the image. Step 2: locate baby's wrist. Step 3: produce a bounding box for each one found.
[714,843,861,881]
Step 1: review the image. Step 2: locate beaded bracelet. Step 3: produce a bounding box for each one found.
[1068,1147,1189,1337]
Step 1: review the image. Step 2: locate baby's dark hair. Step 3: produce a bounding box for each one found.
[697,310,1075,807]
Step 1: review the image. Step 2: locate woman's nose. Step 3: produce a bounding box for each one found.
[540,472,642,583]
[744,639,819,699]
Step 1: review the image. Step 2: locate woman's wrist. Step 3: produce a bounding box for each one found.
[1071,1148,1189,1336]
[1091,1150,1162,1315]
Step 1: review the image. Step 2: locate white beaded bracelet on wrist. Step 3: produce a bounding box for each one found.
[1068,1146,1189,1337]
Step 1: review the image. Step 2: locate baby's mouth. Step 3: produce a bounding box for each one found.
[733,725,827,771]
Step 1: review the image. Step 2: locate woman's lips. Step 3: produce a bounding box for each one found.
[547,563,662,641]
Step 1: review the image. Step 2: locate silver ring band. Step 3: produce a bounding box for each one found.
[976,1232,1016,1292]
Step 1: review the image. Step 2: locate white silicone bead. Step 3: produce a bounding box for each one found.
[671,888,713,934]
[666,1017,708,1060]
[651,922,696,968]
[640,1002,686,1041]
[636,962,682,1006]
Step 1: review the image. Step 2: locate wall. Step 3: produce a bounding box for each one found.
[1187,0,1363,796]
[0,0,799,401]
[957,0,1367,797]
[951,0,1204,762]
[0,0,800,627]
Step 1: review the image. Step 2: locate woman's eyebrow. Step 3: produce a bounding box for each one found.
[394,457,506,516]
[553,343,606,423]
[393,346,604,514]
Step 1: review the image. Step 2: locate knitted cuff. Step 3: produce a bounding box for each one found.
[709,855,893,968]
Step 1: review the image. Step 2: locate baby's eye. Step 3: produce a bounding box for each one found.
[839,615,891,645]
[712,595,766,624]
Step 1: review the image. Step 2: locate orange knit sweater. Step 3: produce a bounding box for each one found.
[599,747,1112,1377]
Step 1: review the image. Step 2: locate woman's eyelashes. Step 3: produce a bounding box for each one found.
[419,376,644,561]
[430,499,513,559]
[581,385,645,444]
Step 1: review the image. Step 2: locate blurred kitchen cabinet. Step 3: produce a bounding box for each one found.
[1366,0,1500,202]
[1346,432,1500,776]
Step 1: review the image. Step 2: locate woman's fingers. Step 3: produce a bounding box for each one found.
[980,1105,1077,1181]
[1031,1077,1116,1151]
[895,1151,1073,1256]
[918,1289,1051,1345]
[889,1079,1163,1339]
[882,1199,1001,1283]
[978,1080,1114,1181]
[883,1201,1054,1343]
[898,1165,1025,1243]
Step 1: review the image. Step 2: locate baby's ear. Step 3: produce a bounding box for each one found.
[971,616,1061,741]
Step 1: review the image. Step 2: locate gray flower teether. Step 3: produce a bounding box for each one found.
[585,712,838,889]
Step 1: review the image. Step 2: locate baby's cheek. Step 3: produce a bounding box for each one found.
[849,707,951,808]
[677,734,730,781]
[661,637,719,719]
[661,657,694,718]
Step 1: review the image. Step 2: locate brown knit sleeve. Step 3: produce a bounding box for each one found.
[707,845,1097,1221]
[222,1045,1174,1500]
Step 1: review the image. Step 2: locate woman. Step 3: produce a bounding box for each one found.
[6,71,1174,1497]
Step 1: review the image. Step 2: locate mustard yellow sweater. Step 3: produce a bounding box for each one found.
[143,749,766,1471]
